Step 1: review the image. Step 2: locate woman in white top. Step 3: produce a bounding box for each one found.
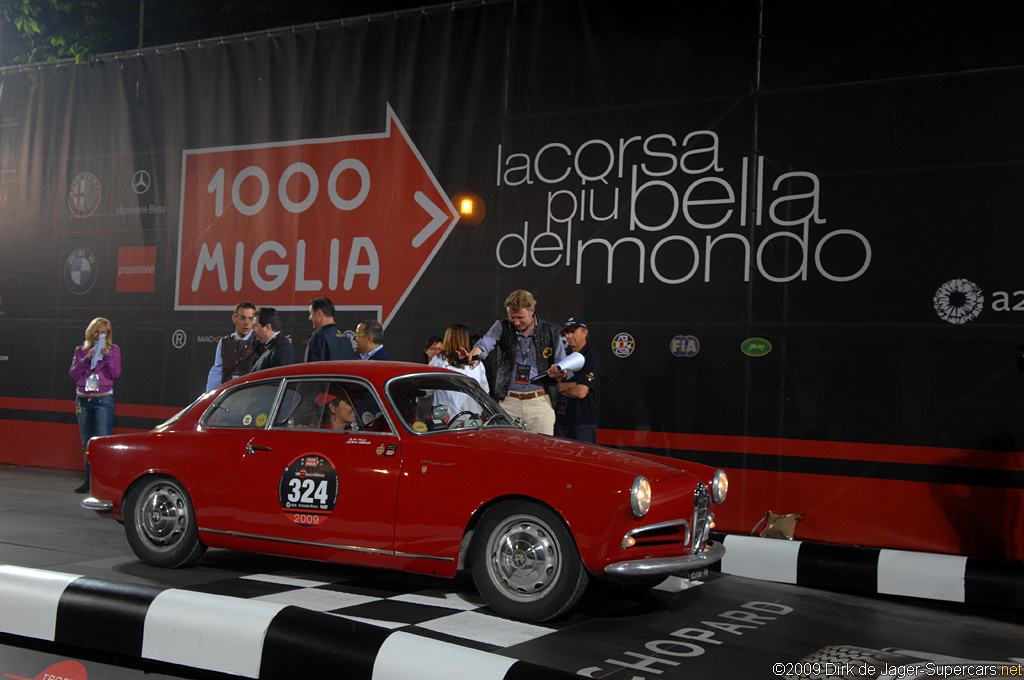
[429,323,489,416]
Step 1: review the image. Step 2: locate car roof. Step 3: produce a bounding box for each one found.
[237,360,451,384]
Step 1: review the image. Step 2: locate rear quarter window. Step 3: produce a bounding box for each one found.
[203,381,280,428]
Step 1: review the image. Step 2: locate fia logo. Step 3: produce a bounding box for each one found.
[670,335,700,357]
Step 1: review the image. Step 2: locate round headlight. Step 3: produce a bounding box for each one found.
[630,476,651,518]
[712,469,728,504]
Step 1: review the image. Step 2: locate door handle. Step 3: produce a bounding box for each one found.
[246,444,274,455]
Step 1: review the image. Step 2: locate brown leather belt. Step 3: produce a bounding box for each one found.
[505,390,545,400]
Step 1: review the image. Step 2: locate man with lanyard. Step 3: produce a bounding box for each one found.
[205,301,262,391]
[306,297,355,362]
[552,317,600,444]
[461,289,566,435]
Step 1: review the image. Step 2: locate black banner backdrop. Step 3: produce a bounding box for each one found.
[1,0,1022,559]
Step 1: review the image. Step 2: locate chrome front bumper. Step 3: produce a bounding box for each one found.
[80,497,113,511]
[603,540,725,578]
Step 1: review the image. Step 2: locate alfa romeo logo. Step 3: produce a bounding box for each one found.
[68,171,101,217]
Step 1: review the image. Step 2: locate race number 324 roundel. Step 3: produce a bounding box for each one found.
[278,454,340,526]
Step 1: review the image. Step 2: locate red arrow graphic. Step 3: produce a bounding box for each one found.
[175,105,459,326]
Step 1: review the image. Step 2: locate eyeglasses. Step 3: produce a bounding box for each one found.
[352,333,371,337]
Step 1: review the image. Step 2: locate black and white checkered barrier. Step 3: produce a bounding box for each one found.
[0,565,577,680]
[715,534,1024,609]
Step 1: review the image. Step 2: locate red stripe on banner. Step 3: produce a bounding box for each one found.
[0,420,149,470]
[0,397,181,421]
[711,468,1023,561]
[597,429,1024,561]
[597,429,1024,471]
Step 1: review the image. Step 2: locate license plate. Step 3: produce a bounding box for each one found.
[687,566,709,581]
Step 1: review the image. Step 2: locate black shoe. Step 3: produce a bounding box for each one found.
[74,482,90,494]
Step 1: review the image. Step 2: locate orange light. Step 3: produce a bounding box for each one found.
[452,191,485,227]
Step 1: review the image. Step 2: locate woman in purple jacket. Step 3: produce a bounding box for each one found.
[69,317,122,493]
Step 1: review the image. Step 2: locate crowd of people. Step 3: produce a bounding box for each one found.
[69,288,601,492]
[201,297,396,381]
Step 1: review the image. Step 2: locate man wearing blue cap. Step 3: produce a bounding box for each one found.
[554,317,600,444]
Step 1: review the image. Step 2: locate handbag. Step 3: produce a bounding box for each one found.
[751,510,805,540]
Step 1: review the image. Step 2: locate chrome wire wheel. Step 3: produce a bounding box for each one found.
[485,514,562,601]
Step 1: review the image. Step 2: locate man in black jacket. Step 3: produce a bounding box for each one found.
[553,318,600,444]
[461,289,566,434]
[306,297,355,362]
[251,307,296,372]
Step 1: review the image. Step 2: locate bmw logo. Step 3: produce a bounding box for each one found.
[63,248,98,295]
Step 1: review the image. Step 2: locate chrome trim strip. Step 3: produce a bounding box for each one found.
[200,528,391,555]
[692,484,711,552]
[394,551,453,562]
[620,518,690,550]
[603,540,725,578]
[80,497,113,511]
[198,528,454,562]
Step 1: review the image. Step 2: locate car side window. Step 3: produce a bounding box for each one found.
[273,381,324,429]
[203,381,280,429]
[386,374,512,433]
[273,379,391,433]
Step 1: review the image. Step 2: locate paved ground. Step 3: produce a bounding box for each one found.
[1,464,1022,679]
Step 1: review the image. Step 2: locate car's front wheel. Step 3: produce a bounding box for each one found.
[470,500,588,622]
[123,476,206,568]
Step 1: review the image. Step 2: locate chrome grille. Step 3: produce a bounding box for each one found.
[692,484,711,553]
[620,519,690,549]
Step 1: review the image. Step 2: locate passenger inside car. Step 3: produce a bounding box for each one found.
[315,385,359,430]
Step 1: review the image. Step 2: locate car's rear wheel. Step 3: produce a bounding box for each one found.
[470,500,588,622]
[124,476,206,568]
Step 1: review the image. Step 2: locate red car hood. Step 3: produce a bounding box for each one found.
[449,428,702,483]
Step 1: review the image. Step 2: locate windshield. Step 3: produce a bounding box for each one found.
[385,373,516,433]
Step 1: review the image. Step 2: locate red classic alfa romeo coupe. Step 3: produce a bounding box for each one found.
[83,360,728,622]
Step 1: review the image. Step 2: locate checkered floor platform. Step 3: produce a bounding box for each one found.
[179,570,705,652]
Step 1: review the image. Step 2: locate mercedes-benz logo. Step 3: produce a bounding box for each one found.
[132,170,151,195]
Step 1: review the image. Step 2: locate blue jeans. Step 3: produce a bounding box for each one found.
[75,394,115,458]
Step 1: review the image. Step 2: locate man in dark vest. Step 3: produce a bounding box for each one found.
[461,289,566,434]
[306,297,355,362]
[205,301,263,391]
